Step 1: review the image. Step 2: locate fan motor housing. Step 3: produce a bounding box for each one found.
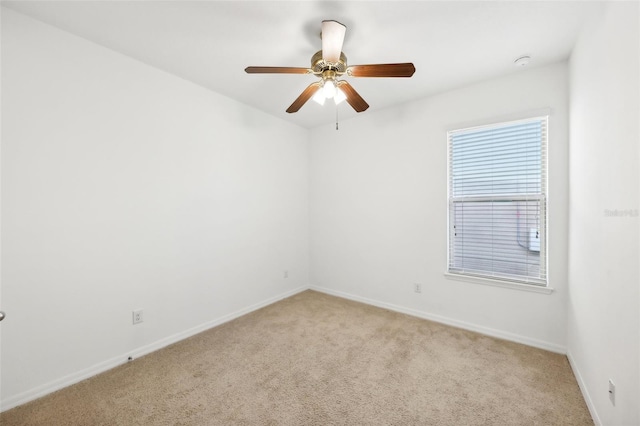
[311,50,348,74]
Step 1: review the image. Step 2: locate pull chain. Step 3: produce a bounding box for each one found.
[335,104,339,130]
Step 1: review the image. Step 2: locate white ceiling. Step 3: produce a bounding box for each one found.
[3,1,601,129]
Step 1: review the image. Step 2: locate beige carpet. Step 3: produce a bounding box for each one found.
[1,290,592,425]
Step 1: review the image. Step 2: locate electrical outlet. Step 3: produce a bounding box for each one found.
[283,270,289,279]
[608,379,615,406]
[414,283,422,293]
[132,310,143,325]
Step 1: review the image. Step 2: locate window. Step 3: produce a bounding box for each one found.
[447,117,547,286]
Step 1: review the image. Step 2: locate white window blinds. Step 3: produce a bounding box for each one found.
[447,117,548,286]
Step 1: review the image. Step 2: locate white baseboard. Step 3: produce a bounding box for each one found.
[0,285,308,413]
[310,285,567,354]
[567,351,601,426]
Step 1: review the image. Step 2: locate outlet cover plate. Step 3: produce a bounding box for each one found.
[608,379,615,406]
[132,310,144,325]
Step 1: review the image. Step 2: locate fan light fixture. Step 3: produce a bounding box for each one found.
[312,80,346,105]
[323,80,336,98]
[334,87,346,104]
[312,89,326,105]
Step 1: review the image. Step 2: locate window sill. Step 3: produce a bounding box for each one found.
[444,272,554,294]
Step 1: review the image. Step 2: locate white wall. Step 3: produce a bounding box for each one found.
[567,2,639,425]
[310,62,570,352]
[0,8,309,410]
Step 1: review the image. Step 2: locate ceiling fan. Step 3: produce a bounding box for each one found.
[245,20,416,114]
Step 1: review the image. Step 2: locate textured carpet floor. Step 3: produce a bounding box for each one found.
[2,290,592,425]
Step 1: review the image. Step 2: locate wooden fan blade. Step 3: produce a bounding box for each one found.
[336,81,369,112]
[245,66,312,74]
[286,82,322,113]
[347,63,416,78]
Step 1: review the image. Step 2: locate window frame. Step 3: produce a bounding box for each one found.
[446,116,549,290]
